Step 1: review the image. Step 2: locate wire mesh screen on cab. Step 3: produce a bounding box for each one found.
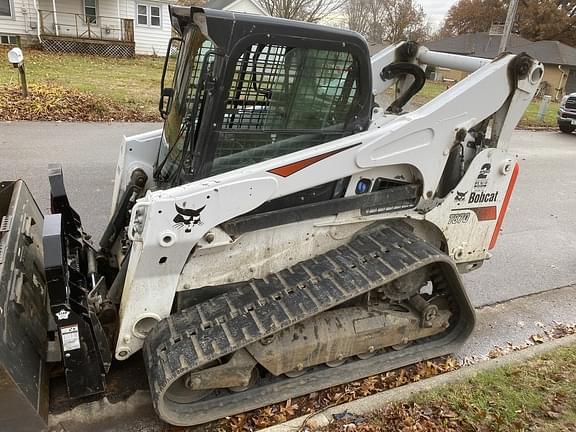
[211,44,360,175]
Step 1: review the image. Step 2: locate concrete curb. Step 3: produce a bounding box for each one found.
[261,333,576,432]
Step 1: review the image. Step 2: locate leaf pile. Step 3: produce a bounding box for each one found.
[486,321,576,360]
[0,83,160,122]
[216,356,460,431]
[548,321,576,339]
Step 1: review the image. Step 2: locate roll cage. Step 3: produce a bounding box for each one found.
[156,6,373,186]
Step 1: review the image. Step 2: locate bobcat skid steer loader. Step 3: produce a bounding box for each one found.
[0,6,543,429]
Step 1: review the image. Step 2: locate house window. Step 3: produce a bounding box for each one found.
[0,0,12,17]
[137,4,161,27]
[0,34,18,44]
[150,5,160,26]
[137,4,147,25]
[84,0,97,24]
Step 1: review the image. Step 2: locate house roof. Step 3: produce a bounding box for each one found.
[203,0,268,15]
[427,32,576,67]
[204,0,235,9]
[427,32,532,58]
[514,40,576,68]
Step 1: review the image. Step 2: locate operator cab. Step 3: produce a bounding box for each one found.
[155,6,372,187]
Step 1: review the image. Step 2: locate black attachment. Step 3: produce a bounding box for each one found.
[380,63,426,114]
[100,168,148,251]
[49,164,82,237]
[44,165,111,399]
[0,180,50,431]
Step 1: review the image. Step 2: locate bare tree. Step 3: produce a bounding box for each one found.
[347,0,386,42]
[257,0,345,22]
[347,0,430,44]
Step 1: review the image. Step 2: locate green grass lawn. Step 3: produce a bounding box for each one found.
[322,342,576,431]
[522,99,560,127]
[418,80,447,100]
[0,47,166,116]
[414,343,576,430]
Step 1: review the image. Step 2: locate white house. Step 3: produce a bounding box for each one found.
[0,0,176,56]
[203,0,267,16]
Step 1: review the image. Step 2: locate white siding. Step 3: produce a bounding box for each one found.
[36,0,130,41]
[223,0,265,15]
[0,0,37,38]
[1,0,172,53]
[1,0,261,54]
[129,0,171,55]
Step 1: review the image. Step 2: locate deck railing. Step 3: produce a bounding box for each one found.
[39,10,134,42]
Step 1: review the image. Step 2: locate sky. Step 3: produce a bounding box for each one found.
[324,0,460,31]
[419,0,459,28]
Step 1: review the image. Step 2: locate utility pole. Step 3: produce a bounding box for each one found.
[498,0,520,53]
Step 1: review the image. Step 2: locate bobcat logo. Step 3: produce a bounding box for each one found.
[455,191,467,202]
[173,203,206,233]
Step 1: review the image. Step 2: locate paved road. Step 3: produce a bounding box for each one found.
[1,122,575,308]
[0,122,160,239]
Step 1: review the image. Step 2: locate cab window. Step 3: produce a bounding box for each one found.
[210,44,360,175]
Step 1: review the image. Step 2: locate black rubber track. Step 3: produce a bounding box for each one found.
[143,223,475,426]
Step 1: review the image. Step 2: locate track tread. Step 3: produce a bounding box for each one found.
[143,223,472,425]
